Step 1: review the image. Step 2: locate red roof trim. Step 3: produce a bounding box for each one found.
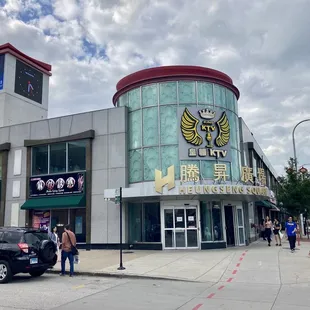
[113,66,240,105]
[0,43,52,76]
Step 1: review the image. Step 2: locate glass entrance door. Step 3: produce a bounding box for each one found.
[235,206,246,246]
[163,206,199,249]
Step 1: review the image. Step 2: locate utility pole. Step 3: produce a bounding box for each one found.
[115,187,125,270]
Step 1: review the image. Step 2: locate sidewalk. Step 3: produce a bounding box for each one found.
[49,239,310,283]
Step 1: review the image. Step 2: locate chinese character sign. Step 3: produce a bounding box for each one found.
[180,164,200,183]
[257,168,267,186]
[241,166,254,184]
[214,164,229,182]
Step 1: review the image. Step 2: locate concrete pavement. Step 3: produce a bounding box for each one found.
[2,239,310,309]
[51,239,310,284]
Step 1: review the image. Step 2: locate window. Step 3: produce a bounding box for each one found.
[31,140,87,176]
[200,201,223,242]
[3,232,22,244]
[68,141,86,172]
[32,145,48,175]
[50,143,66,173]
[70,208,86,243]
[128,202,161,243]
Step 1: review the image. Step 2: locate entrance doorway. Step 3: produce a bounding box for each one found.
[224,205,235,246]
[163,206,199,249]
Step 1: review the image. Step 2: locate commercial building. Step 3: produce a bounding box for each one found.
[0,43,279,250]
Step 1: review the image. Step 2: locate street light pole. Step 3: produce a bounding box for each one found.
[117,187,125,270]
[292,119,310,171]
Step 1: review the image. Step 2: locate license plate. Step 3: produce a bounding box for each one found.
[30,258,38,264]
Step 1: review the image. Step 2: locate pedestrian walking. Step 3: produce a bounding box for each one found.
[60,224,77,277]
[273,219,282,246]
[265,216,272,246]
[50,226,61,262]
[260,219,266,240]
[285,216,297,253]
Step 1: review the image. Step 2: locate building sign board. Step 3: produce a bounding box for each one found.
[0,54,4,90]
[179,107,231,161]
[29,172,85,198]
[154,164,270,197]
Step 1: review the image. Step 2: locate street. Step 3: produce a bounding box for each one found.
[1,241,310,310]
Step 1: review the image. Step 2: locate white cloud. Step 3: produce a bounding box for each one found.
[0,0,310,175]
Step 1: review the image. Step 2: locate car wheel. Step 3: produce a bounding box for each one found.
[39,240,57,264]
[0,260,12,284]
[29,269,46,277]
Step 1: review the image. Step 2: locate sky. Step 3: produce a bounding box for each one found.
[0,0,310,176]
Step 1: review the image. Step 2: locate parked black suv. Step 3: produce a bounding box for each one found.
[0,227,57,283]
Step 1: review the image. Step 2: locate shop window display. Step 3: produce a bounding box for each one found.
[128,202,161,243]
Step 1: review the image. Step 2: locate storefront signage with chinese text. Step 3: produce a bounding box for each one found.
[29,172,85,198]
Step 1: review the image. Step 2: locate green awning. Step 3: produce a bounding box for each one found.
[255,200,274,209]
[21,195,86,210]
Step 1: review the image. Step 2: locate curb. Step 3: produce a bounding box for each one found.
[46,269,198,283]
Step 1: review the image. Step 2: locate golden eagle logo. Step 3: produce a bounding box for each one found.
[180,108,230,148]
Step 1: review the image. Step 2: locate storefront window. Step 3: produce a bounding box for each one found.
[200,201,223,242]
[68,141,86,172]
[51,209,68,242]
[70,208,86,243]
[212,202,223,241]
[50,143,66,173]
[128,202,161,243]
[32,145,48,175]
[200,202,212,241]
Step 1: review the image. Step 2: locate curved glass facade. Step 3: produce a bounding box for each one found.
[117,81,240,184]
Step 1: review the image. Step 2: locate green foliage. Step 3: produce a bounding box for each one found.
[277,158,310,216]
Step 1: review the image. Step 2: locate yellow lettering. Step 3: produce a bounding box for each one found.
[233,186,239,194]
[195,186,202,194]
[179,186,186,195]
[155,165,175,194]
[188,186,194,194]
[211,186,219,193]
[220,186,225,193]
[226,186,231,193]
[203,186,211,194]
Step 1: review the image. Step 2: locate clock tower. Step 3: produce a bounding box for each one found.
[0,43,51,127]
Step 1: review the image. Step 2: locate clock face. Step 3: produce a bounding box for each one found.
[14,59,43,104]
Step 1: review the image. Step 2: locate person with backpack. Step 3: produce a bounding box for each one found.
[60,224,77,277]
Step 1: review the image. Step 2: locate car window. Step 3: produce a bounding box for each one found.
[3,232,23,244]
[0,232,3,243]
[24,232,49,245]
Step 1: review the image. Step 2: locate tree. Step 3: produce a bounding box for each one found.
[277,158,310,216]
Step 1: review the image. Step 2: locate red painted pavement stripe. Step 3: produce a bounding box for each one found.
[207,293,216,299]
[227,277,233,282]
[239,257,243,261]
[192,304,203,310]
[218,285,225,290]
[236,263,241,267]
[232,270,238,275]
[242,252,246,256]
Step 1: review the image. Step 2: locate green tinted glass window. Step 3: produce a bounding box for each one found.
[160,105,178,144]
[161,145,180,180]
[128,88,140,110]
[231,150,241,182]
[226,89,235,112]
[143,107,158,146]
[227,111,238,149]
[214,85,226,108]
[143,147,160,181]
[197,82,213,105]
[118,93,128,107]
[128,110,142,149]
[159,82,177,104]
[142,84,157,107]
[129,150,142,183]
[178,81,196,104]
[214,161,231,182]
[200,161,214,180]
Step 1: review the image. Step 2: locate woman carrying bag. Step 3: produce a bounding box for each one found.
[273,219,282,246]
